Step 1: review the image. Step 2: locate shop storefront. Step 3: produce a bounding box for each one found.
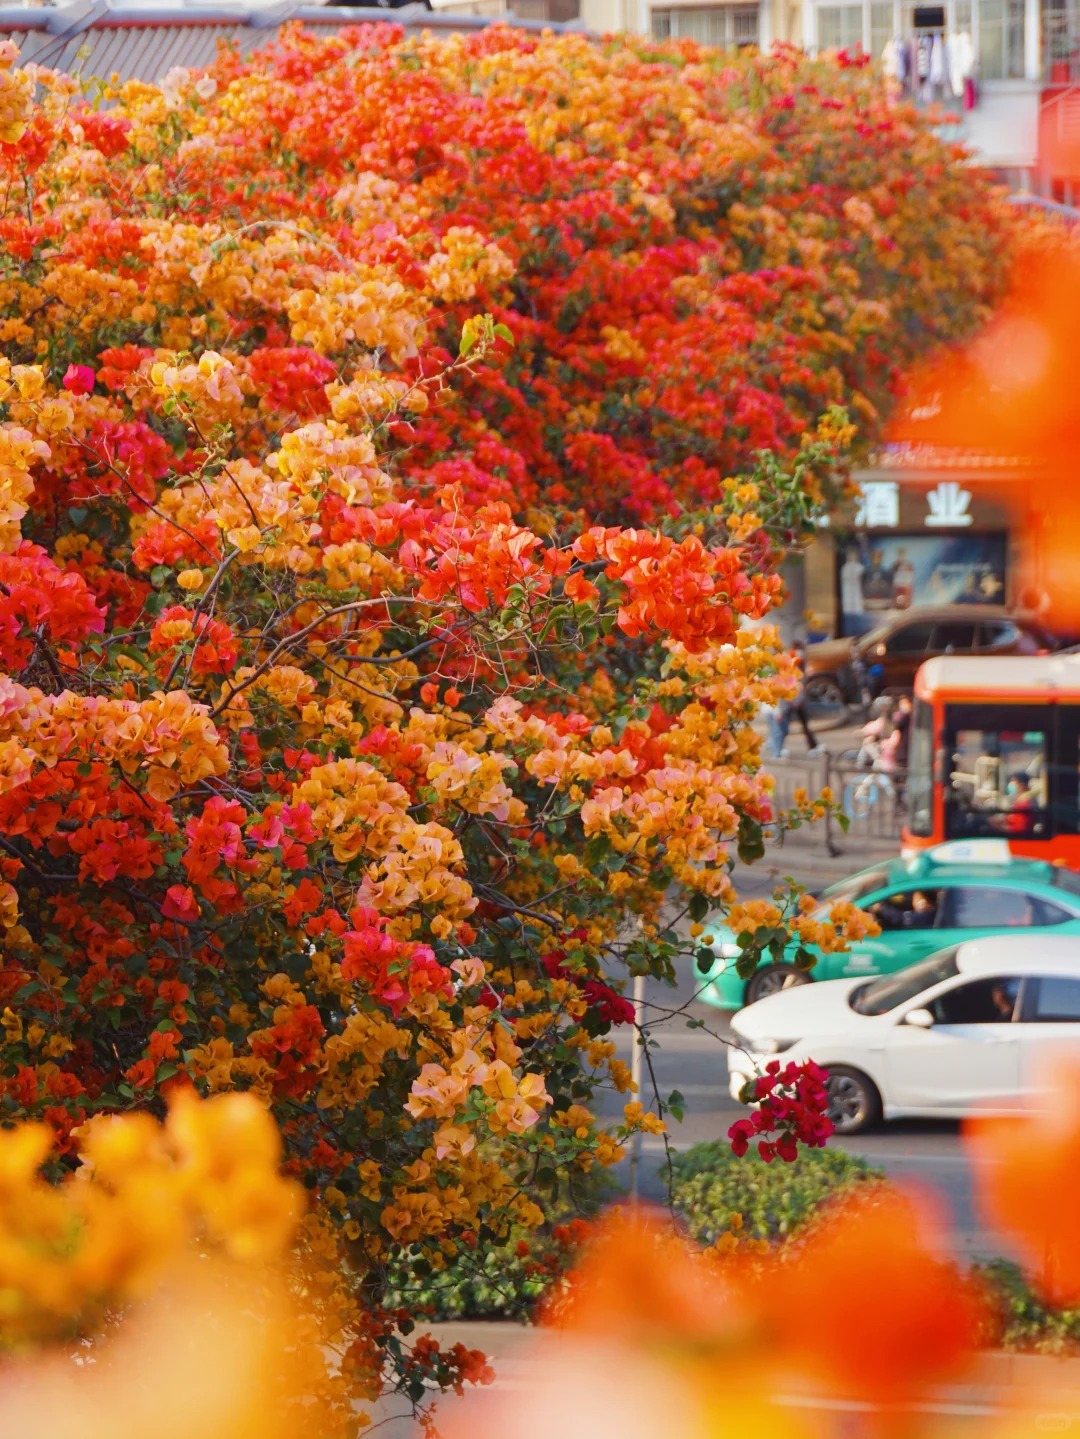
[803,448,1027,640]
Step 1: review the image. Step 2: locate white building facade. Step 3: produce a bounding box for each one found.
[567,0,1080,191]
[802,0,1045,181]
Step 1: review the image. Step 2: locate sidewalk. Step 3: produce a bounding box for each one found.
[374,1322,1080,1434]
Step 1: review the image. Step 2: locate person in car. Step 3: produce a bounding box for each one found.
[870,890,937,930]
[990,982,1017,1021]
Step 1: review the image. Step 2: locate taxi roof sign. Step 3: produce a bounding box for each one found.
[909,839,1014,871]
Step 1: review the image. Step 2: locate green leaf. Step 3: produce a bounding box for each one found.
[687,891,710,924]
[667,1089,685,1122]
[735,948,763,979]
[737,816,765,865]
[493,323,515,345]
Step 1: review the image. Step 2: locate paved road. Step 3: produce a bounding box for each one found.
[598,852,1005,1256]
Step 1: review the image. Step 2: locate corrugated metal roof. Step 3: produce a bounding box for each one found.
[0,3,584,83]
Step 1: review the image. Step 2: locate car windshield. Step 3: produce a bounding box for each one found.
[849,947,961,1016]
[811,867,891,922]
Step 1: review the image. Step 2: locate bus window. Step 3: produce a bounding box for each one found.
[943,704,1049,842]
[1051,707,1080,836]
[907,698,934,837]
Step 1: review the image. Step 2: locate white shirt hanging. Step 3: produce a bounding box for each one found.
[930,33,948,87]
[950,30,975,90]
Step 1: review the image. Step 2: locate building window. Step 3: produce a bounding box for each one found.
[1043,0,1080,79]
[979,0,1026,76]
[869,0,893,58]
[651,5,760,45]
[817,3,866,50]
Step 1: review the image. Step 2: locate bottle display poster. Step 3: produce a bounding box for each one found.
[837,533,1007,638]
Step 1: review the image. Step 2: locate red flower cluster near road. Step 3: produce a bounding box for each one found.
[728,1058,833,1161]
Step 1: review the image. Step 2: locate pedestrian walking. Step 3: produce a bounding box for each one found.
[776,642,823,755]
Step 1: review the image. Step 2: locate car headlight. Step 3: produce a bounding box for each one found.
[748,1039,797,1055]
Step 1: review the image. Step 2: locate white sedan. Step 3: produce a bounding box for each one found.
[727,934,1080,1134]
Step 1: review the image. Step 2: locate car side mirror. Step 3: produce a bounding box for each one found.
[904,1008,935,1029]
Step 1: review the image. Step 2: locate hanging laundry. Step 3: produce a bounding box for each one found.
[916,35,932,100]
[904,37,919,94]
[882,35,899,79]
[949,31,975,97]
[896,35,910,85]
[930,33,948,90]
[964,73,978,110]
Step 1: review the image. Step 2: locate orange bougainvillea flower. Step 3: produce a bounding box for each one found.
[542,1205,753,1351]
[763,1185,984,1407]
[892,239,1080,633]
[967,1058,1080,1306]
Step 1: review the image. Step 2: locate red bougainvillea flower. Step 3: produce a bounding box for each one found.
[728,1058,832,1162]
[62,364,95,396]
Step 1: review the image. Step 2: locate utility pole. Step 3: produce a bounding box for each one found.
[628,971,646,1199]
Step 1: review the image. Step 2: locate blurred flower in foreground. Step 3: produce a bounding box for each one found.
[0,1089,303,1346]
[0,1265,327,1439]
[441,1207,815,1439]
[440,1195,987,1439]
[968,1058,1080,1307]
[763,1186,984,1406]
[0,1093,349,1439]
[892,237,1080,632]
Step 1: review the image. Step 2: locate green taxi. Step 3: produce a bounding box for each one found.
[702,841,1080,1010]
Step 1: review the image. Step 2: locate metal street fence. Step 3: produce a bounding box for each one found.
[765,753,906,858]
[0,3,583,85]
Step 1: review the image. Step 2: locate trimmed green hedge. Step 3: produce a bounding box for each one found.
[671,1140,882,1244]
[977,1259,1080,1354]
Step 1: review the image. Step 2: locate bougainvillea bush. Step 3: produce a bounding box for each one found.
[0,20,1017,1415]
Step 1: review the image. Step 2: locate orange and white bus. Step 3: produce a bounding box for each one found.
[904,652,1080,867]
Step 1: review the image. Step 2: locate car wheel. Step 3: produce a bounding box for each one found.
[745,963,811,1006]
[824,1066,882,1136]
[804,674,847,720]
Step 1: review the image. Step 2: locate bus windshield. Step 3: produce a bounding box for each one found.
[850,947,961,1016]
